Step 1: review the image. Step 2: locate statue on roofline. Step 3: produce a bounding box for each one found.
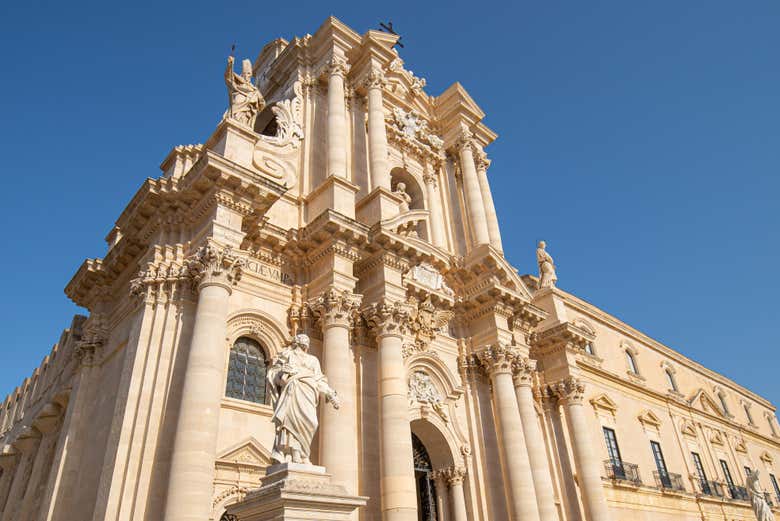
[267,333,340,465]
[225,55,265,128]
[537,240,557,289]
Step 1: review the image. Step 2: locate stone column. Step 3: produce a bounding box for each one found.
[364,300,417,521]
[432,470,451,521]
[423,168,446,248]
[327,57,349,179]
[1,428,41,521]
[552,377,611,521]
[513,359,558,521]
[365,68,390,191]
[312,288,362,498]
[477,345,540,521]
[456,134,490,246]
[0,447,19,513]
[474,149,503,252]
[163,245,242,521]
[444,466,468,521]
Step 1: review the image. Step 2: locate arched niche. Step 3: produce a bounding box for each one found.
[390,167,425,211]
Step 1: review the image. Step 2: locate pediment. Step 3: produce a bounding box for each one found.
[709,430,725,446]
[734,438,748,453]
[638,409,662,428]
[216,437,272,467]
[688,389,727,418]
[760,451,774,464]
[590,394,618,414]
[680,419,698,438]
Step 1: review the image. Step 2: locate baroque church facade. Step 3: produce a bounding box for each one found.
[1,16,779,521]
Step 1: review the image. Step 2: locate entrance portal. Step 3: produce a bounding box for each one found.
[412,433,439,521]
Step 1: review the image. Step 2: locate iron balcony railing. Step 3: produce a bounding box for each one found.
[604,460,642,486]
[653,470,685,492]
[728,485,750,501]
[698,479,725,497]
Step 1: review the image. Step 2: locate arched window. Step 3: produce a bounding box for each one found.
[625,350,639,375]
[225,337,268,404]
[718,392,730,415]
[665,369,678,392]
[412,433,438,521]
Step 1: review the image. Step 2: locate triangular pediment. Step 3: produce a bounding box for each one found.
[760,451,774,464]
[709,430,725,446]
[216,437,272,467]
[734,438,748,453]
[680,419,698,438]
[590,394,618,413]
[638,409,662,428]
[688,389,728,418]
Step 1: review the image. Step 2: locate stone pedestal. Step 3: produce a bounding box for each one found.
[356,187,403,226]
[226,463,368,521]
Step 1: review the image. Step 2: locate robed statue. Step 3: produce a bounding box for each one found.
[537,240,558,289]
[267,333,340,464]
[225,55,265,127]
[747,470,775,521]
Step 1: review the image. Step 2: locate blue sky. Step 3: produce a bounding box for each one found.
[0,1,778,405]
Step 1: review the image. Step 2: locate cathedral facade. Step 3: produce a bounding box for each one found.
[1,16,779,521]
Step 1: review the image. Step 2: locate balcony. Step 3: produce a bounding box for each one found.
[728,485,750,501]
[604,460,642,486]
[698,479,725,498]
[653,471,685,492]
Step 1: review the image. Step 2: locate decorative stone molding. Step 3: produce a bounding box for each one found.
[362,299,415,338]
[475,343,520,377]
[549,376,586,405]
[73,312,108,367]
[363,68,386,90]
[408,370,448,422]
[309,287,362,330]
[637,409,662,430]
[326,56,348,79]
[407,295,454,351]
[680,419,698,439]
[404,263,454,297]
[590,394,618,418]
[387,108,444,153]
[183,243,244,291]
[435,465,466,486]
[511,356,536,387]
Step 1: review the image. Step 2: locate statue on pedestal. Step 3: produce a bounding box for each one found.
[267,333,340,464]
[394,182,412,213]
[536,240,558,289]
[225,55,265,127]
[747,470,775,521]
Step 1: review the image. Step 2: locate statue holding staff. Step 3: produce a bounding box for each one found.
[225,54,265,127]
[267,333,340,465]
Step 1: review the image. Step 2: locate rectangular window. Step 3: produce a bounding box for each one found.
[744,466,752,478]
[692,452,711,494]
[651,441,671,487]
[720,459,736,497]
[603,427,624,478]
[770,474,780,502]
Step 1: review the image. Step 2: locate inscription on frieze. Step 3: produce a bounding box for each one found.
[243,260,294,285]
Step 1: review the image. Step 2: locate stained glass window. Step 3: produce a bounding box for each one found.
[225,337,268,404]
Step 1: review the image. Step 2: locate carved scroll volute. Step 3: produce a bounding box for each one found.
[512,356,537,387]
[475,343,519,377]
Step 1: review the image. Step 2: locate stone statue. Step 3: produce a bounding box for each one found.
[267,333,340,464]
[394,182,412,212]
[224,55,265,127]
[747,470,775,521]
[536,240,558,289]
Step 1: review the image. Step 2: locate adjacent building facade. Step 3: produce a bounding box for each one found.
[1,16,779,521]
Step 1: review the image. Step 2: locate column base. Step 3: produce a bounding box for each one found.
[226,463,368,521]
[356,187,403,226]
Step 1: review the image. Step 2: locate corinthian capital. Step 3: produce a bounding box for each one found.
[362,299,414,338]
[309,287,362,329]
[327,56,349,79]
[444,465,467,485]
[183,243,244,291]
[549,376,586,405]
[512,356,537,387]
[454,127,476,154]
[363,67,386,90]
[475,343,520,376]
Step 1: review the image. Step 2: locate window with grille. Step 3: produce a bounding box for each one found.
[651,441,669,484]
[770,474,780,502]
[225,337,268,404]
[720,459,736,493]
[691,452,710,494]
[744,466,752,478]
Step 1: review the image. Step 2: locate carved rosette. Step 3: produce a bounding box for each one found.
[183,243,244,292]
[309,287,362,330]
[549,376,586,405]
[475,343,520,377]
[512,356,537,387]
[362,299,414,339]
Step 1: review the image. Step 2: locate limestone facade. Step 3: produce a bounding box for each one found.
[1,16,779,521]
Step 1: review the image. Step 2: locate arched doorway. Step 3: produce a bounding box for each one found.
[412,433,439,521]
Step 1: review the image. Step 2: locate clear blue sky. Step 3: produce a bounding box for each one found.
[0,2,778,405]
